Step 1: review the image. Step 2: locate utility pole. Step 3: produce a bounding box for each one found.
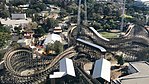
[120,0,126,32]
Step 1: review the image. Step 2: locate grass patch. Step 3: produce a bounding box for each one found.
[99,32,119,38]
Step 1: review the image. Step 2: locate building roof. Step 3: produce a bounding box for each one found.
[77,38,107,52]
[60,58,76,77]
[43,33,62,45]
[0,18,31,28]
[54,26,62,30]
[49,58,75,78]
[18,4,29,8]
[53,30,62,33]
[120,62,149,84]
[92,58,111,82]
[11,14,26,19]
[53,27,62,33]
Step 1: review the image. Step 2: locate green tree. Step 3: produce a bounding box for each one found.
[0,26,11,48]
[45,41,63,55]
[27,22,38,30]
[91,21,102,30]
[25,9,36,17]
[94,3,104,14]
[70,15,77,23]
[66,3,78,15]
[92,13,102,21]
[32,13,40,22]
[136,48,149,61]
[54,41,63,54]
[35,27,46,35]
[103,23,111,31]
[45,43,54,55]
[0,26,10,32]
[30,3,47,12]
[10,41,21,48]
[59,9,68,18]
[10,0,29,6]
[0,10,9,18]
[14,26,21,35]
[117,56,124,66]
[47,18,58,28]
[87,0,96,3]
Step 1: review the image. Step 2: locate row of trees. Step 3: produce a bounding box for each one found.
[56,0,149,31]
[64,2,123,30]
[0,25,11,60]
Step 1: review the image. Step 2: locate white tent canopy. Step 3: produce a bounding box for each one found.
[43,33,62,45]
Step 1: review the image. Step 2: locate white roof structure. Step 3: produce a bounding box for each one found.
[11,14,27,20]
[77,38,106,52]
[43,33,62,45]
[18,4,29,8]
[0,18,31,28]
[92,58,111,82]
[50,58,76,78]
[53,27,62,33]
[50,72,65,78]
[60,58,76,76]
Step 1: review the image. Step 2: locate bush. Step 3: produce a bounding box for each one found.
[117,55,124,66]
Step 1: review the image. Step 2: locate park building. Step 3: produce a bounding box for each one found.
[0,13,31,29]
[11,14,27,20]
[53,27,62,34]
